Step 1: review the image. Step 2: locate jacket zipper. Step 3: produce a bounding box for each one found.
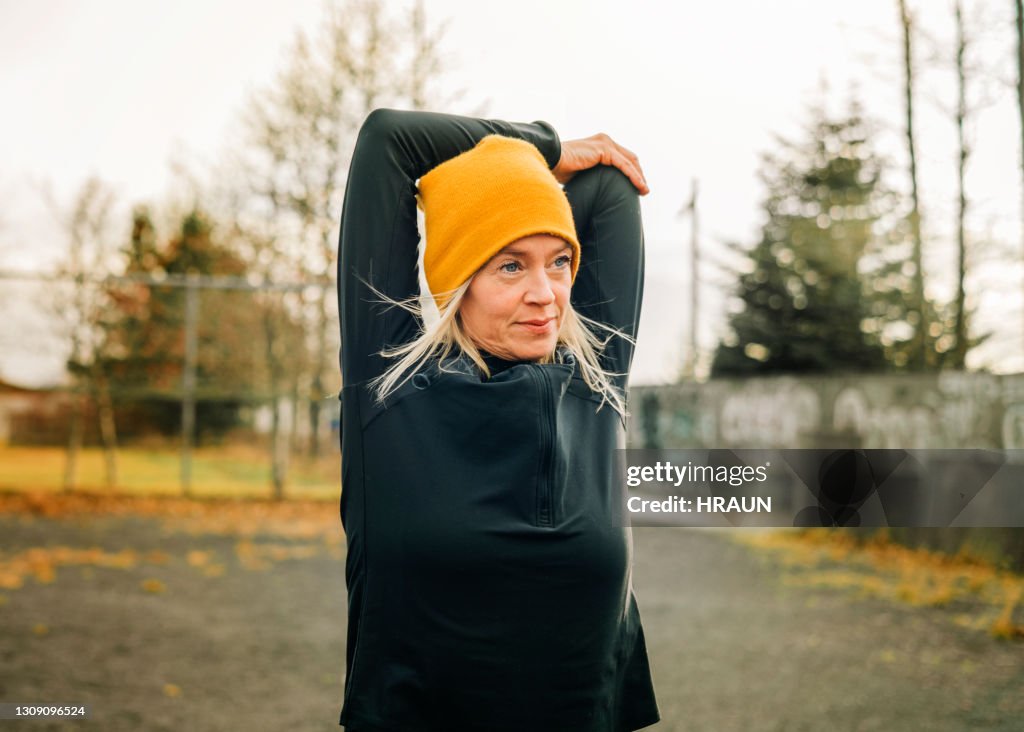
[533,367,555,527]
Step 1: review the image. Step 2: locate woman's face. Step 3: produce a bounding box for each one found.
[458,234,573,362]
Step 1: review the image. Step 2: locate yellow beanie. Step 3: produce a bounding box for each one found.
[417,134,581,309]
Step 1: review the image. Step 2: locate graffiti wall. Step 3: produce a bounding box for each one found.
[628,372,1024,568]
[628,372,1023,451]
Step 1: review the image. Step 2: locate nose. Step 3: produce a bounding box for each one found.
[523,268,556,306]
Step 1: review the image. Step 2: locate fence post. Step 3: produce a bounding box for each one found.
[181,271,200,497]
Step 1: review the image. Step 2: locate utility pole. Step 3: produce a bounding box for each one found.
[679,178,700,381]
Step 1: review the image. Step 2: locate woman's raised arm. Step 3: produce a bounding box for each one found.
[548,134,649,388]
[563,165,646,391]
[337,108,562,386]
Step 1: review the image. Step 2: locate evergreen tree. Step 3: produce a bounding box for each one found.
[712,99,893,376]
[865,214,990,370]
[102,209,298,442]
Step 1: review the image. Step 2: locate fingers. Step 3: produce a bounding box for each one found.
[617,144,649,195]
[564,134,650,195]
[594,134,649,195]
[607,146,649,196]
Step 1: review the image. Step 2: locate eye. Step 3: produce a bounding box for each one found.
[553,254,572,268]
[499,261,521,274]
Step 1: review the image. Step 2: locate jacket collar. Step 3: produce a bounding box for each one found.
[479,350,530,375]
[473,345,577,376]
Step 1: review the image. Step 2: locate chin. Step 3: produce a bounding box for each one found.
[512,339,558,362]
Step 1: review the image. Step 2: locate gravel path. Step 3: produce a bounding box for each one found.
[632,527,1024,732]
[0,512,1020,731]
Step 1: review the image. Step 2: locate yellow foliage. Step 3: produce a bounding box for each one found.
[186,550,211,567]
[0,491,345,591]
[163,683,181,697]
[0,546,141,588]
[0,489,340,544]
[732,529,1024,640]
[141,578,166,593]
[990,579,1024,639]
[145,550,171,564]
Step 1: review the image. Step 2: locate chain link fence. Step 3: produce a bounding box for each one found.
[0,269,341,499]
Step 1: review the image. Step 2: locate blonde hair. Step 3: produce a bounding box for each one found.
[362,276,635,421]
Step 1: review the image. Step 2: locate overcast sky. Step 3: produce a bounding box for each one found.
[1,0,1022,386]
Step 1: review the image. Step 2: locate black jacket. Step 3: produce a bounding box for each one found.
[336,108,659,731]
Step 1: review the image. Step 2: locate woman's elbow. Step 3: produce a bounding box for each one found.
[357,108,402,147]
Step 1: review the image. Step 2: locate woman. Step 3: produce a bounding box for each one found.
[336,107,659,731]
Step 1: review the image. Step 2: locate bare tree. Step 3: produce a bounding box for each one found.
[953,0,970,366]
[216,168,307,500]
[45,178,121,491]
[220,0,459,471]
[908,1,1005,368]
[398,0,455,109]
[897,0,929,370]
[1017,0,1024,359]
[944,0,1002,366]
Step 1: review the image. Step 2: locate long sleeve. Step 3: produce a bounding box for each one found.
[336,108,562,386]
[563,165,646,390]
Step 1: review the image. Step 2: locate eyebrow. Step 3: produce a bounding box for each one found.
[499,243,573,257]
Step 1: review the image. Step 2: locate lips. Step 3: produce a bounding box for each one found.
[517,317,555,334]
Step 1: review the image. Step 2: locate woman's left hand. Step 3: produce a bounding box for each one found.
[552,133,649,195]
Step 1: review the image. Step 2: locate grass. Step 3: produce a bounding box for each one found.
[732,528,1024,640]
[0,444,339,501]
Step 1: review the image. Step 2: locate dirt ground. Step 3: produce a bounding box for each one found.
[0,504,1021,731]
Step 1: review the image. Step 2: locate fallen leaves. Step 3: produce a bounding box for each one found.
[141,578,166,593]
[163,683,181,697]
[146,550,171,564]
[734,529,1024,640]
[0,547,140,589]
[0,489,344,544]
[0,489,346,592]
[185,551,227,577]
[991,578,1024,640]
[186,550,211,567]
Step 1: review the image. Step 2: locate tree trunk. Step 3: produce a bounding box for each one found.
[63,319,85,492]
[289,380,302,456]
[953,0,969,368]
[270,397,286,500]
[93,365,119,489]
[898,0,928,370]
[62,383,83,493]
[263,305,286,500]
[309,289,327,458]
[1016,0,1024,362]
